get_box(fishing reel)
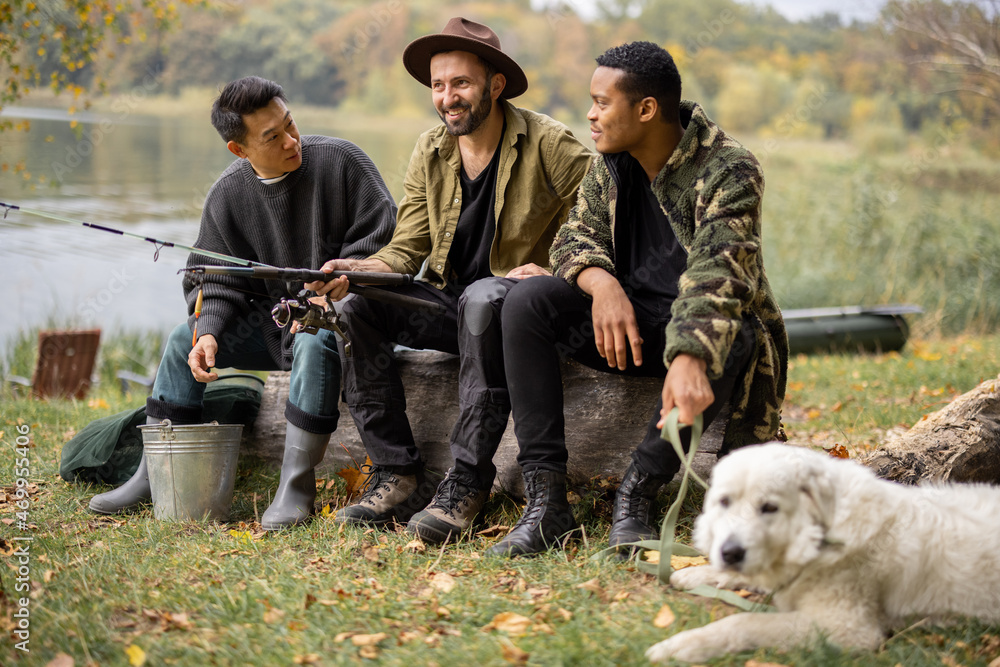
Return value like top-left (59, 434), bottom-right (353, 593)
top-left (271, 290), bottom-right (351, 355)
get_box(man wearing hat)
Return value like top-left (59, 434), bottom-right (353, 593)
top-left (311, 17), bottom-right (592, 544)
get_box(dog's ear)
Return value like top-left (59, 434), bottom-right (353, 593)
top-left (798, 461), bottom-right (837, 535)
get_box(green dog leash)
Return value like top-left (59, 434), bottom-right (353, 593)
top-left (593, 407), bottom-right (771, 612)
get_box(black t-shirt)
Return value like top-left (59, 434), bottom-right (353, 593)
top-left (614, 154), bottom-right (687, 322)
top-left (448, 125), bottom-right (505, 288)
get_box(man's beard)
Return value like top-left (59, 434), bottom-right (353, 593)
top-left (439, 84), bottom-right (493, 136)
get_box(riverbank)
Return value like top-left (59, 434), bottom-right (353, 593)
top-left (3, 331), bottom-right (1000, 665)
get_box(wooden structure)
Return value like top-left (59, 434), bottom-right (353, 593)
top-left (31, 329), bottom-right (102, 400)
top-left (243, 350), bottom-right (726, 496)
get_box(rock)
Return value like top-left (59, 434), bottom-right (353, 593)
top-left (861, 374), bottom-right (1000, 484)
top-left (244, 349), bottom-right (725, 496)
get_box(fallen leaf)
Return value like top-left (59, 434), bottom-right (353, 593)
top-left (429, 572), bottom-right (456, 593)
top-left (526, 586), bottom-right (551, 599)
top-left (263, 608), bottom-right (286, 624)
top-left (744, 661), bottom-right (791, 667)
top-left (476, 523), bottom-right (509, 538)
top-left (828, 444), bottom-right (850, 459)
top-left (643, 549), bottom-right (660, 564)
top-left (165, 611), bottom-right (193, 630)
top-left (806, 408), bottom-right (822, 420)
top-left (293, 654), bottom-right (321, 665)
top-left (613, 590), bottom-right (630, 601)
top-left (46, 653), bottom-right (74, 667)
top-left (351, 632), bottom-right (387, 647)
top-left (359, 645), bottom-right (379, 659)
top-left (337, 456), bottom-right (373, 499)
top-left (575, 578), bottom-right (607, 602)
top-left (125, 644), bottom-right (146, 666)
top-left (500, 638), bottom-right (529, 664)
top-left (653, 605), bottom-right (675, 628)
top-left (436, 606), bottom-right (451, 618)
top-left (670, 555), bottom-right (709, 570)
top-left (988, 657), bottom-right (1000, 667)
top-left (334, 632), bottom-right (354, 642)
top-left (484, 612), bottom-right (532, 634)
top-left (404, 539), bottom-right (426, 553)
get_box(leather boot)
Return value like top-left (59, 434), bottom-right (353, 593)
top-left (88, 416), bottom-right (160, 514)
top-left (407, 470), bottom-right (490, 544)
top-left (261, 423), bottom-right (331, 531)
top-left (334, 465), bottom-right (435, 527)
top-left (485, 469), bottom-right (578, 557)
top-left (607, 461), bottom-right (668, 550)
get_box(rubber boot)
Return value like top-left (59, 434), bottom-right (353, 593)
top-left (261, 423), bottom-right (331, 531)
top-left (485, 469), bottom-right (578, 557)
top-left (607, 460), bottom-right (668, 551)
top-left (88, 416), bottom-right (159, 514)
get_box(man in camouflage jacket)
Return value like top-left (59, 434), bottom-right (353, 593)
top-left (488, 41), bottom-right (787, 557)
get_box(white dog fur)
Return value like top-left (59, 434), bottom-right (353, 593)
top-left (647, 443), bottom-right (1000, 663)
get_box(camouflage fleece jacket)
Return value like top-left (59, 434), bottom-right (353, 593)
top-left (550, 101), bottom-right (787, 450)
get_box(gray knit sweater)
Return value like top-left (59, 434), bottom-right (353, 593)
top-left (182, 135), bottom-right (397, 370)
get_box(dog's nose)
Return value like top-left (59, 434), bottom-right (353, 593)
top-left (720, 537), bottom-right (746, 566)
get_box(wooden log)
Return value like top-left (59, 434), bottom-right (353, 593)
top-left (243, 349), bottom-right (725, 497)
top-left (861, 374), bottom-right (1000, 484)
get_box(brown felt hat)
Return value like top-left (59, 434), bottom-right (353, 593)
top-left (402, 17), bottom-right (528, 98)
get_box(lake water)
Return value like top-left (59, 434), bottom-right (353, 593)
top-left (0, 105), bottom-right (426, 353)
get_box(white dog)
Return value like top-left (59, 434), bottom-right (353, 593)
top-left (647, 443), bottom-right (1000, 663)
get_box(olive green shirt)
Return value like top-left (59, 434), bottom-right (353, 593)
top-left (371, 100), bottom-right (593, 288)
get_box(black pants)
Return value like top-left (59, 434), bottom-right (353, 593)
top-left (340, 277), bottom-right (517, 487)
top-left (501, 275), bottom-right (755, 480)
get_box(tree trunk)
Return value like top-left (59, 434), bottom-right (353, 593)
top-left (244, 350), bottom-right (725, 497)
top-left (861, 374), bottom-right (1000, 484)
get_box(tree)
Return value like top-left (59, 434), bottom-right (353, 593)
top-left (0, 0), bottom-right (199, 171)
top-left (883, 0), bottom-right (1000, 116)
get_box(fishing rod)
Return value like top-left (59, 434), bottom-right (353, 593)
top-left (0, 200), bottom-right (267, 267)
top-left (1, 201), bottom-right (445, 352)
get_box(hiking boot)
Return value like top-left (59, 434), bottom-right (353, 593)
top-left (407, 472), bottom-right (489, 544)
top-left (334, 465), bottom-right (434, 527)
top-left (485, 469), bottom-right (578, 557)
top-left (607, 461), bottom-right (668, 551)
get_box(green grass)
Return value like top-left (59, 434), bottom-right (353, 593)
top-left (3, 333), bottom-right (1000, 665)
top-left (752, 135), bottom-right (1000, 336)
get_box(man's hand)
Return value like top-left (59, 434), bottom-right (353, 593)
top-left (306, 257), bottom-right (393, 300)
top-left (578, 267), bottom-right (642, 370)
top-left (189, 333), bottom-right (219, 383)
top-left (505, 263), bottom-right (551, 279)
top-left (658, 354), bottom-right (713, 428)
top-left (289, 295), bottom-right (329, 334)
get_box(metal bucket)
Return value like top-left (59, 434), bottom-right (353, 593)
top-left (141, 420), bottom-right (242, 521)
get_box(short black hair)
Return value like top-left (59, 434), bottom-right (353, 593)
top-left (210, 76), bottom-right (287, 144)
top-left (596, 41), bottom-right (682, 121)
